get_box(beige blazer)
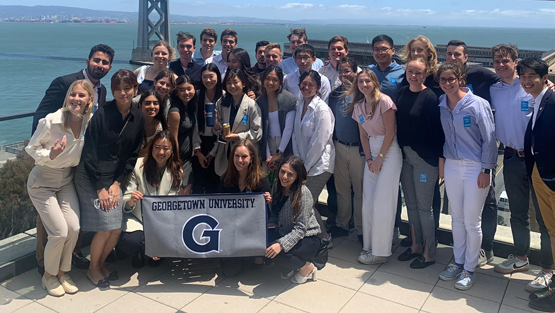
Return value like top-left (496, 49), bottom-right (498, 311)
top-left (122, 157), bottom-right (180, 232)
top-left (214, 94), bottom-right (262, 176)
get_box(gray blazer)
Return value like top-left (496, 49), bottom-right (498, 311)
top-left (214, 94), bottom-right (262, 176)
top-left (272, 185), bottom-right (321, 252)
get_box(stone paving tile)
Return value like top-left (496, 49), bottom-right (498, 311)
top-left (317, 256), bottom-right (377, 291)
top-left (181, 286), bottom-right (270, 313)
top-left (435, 271), bottom-right (508, 303)
top-left (217, 264), bottom-right (291, 299)
top-left (422, 286), bottom-right (501, 313)
top-left (96, 292), bottom-right (177, 313)
top-left (378, 253), bottom-right (445, 286)
top-left (501, 281), bottom-right (545, 313)
top-left (510, 266), bottom-right (543, 286)
top-left (339, 292), bottom-right (419, 313)
top-left (0, 286), bottom-right (34, 312)
top-left (36, 276), bottom-right (129, 313)
top-left (475, 257), bottom-right (512, 280)
top-left (273, 279), bottom-right (356, 313)
top-left (498, 304), bottom-right (544, 313)
top-left (328, 238), bottom-right (365, 265)
top-left (2, 269), bottom-right (49, 300)
top-left (259, 301), bottom-right (308, 313)
top-left (134, 267), bottom-right (218, 310)
top-left (11, 302), bottom-right (56, 313)
top-left (359, 270), bottom-right (434, 310)
top-left (99, 258), bottom-right (172, 291)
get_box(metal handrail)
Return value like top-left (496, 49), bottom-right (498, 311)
top-left (0, 112), bottom-right (34, 122)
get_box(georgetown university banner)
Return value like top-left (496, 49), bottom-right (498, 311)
top-left (141, 193), bottom-right (267, 258)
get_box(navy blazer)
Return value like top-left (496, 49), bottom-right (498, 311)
top-left (168, 59), bottom-right (202, 88)
top-left (32, 71), bottom-right (107, 133)
top-left (525, 88), bottom-right (555, 191)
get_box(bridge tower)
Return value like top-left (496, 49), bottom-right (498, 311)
top-left (130, 0), bottom-right (171, 64)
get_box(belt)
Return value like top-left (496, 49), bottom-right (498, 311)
top-left (505, 146), bottom-right (525, 158)
top-left (336, 139), bottom-right (359, 147)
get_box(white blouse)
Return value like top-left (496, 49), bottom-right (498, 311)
top-left (26, 109), bottom-right (90, 168)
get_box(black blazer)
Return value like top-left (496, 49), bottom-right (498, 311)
top-left (32, 71), bottom-right (107, 133)
top-left (525, 88), bottom-right (555, 191)
top-left (169, 59), bottom-right (202, 88)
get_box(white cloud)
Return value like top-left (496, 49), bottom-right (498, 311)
top-left (339, 4), bottom-right (366, 9)
top-left (279, 3), bottom-right (314, 9)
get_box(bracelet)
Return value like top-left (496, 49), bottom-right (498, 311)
top-left (366, 158), bottom-right (372, 162)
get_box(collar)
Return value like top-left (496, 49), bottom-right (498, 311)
top-left (180, 58), bottom-right (194, 68)
top-left (439, 87), bottom-right (473, 112)
top-left (50, 109), bottom-right (64, 124)
top-left (535, 87), bottom-right (548, 105)
top-left (82, 69), bottom-right (102, 89)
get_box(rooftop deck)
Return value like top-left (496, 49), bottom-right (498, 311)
top-left (0, 232), bottom-right (546, 313)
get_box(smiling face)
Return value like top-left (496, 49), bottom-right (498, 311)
top-left (295, 51), bottom-right (315, 74)
top-left (264, 71), bottom-right (281, 93)
top-left (177, 38), bottom-right (195, 62)
top-left (410, 40), bottom-right (429, 60)
top-left (201, 34), bottom-right (216, 52)
top-left (221, 35), bottom-right (237, 56)
top-left (279, 162), bottom-right (297, 190)
top-left (446, 45), bottom-right (468, 64)
top-left (406, 61), bottom-right (427, 88)
top-left (519, 67), bottom-right (548, 97)
top-left (68, 84), bottom-right (91, 115)
top-left (154, 77), bottom-right (172, 97)
top-left (300, 75), bottom-right (318, 99)
top-left (140, 95), bottom-right (160, 119)
top-left (151, 45), bottom-right (170, 66)
top-left (177, 82), bottom-right (195, 104)
top-left (373, 41), bottom-right (395, 68)
top-left (265, 48), bottom-right (283, 67)
top-left (112, 83), bottom-right (136, 106)
top-left (152, 138), bottom-right (172, 166)
top-left (226, 76), bottom-right (245, 97)
top-left (329, 41), bottom-right (348, 67)
top-left (438, 69), bottom-right (462, 96)
top-left (493, 53), bottom-right (517, 82)
top-left (86, 51), bottom-right (112, 81)
top-left (289, 34), bottom-right (305, 53)
top-left (227, 53), bottom-right (242, 70)
top-left (233, 145), bottom-right (251, 173)
top-left (357, 73), bottom-right (375, 96)
top-left (338, 62), bottom-right (356, 86)
top-left (202, 70), bottom-right (218, 90)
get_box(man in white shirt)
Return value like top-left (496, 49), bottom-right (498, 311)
top-left (205, 28), bottom-right (238, 76)
top-left (283, 44), bottom-right (331, 103)
top-left (318, 36), bottom-right (360, 92)
top-left (264, 43), bottom-right (283, 68)
top-left (192, 28), bottom-right (221, 66)
top-left (280, 28), bottom-right (323, 75)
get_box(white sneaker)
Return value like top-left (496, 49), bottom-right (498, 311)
top-left (358, 251), bottom-right (388, 265)
top-left (477, 249), bottom-right (494, 267)
top-left (526, 271), bottom-right (553, 293)
top-left (494, 255), bottom-right (530, 274)
top-left (455, 270), bottom-right (476, 291)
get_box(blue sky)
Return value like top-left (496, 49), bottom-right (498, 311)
top-left (3, 0), bottom-right (555, 27)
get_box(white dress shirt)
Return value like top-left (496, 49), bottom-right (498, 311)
top-left (532, 87), bottom-right (548, 130)
top-left (318, 62), bottom-right (362, 92)
top-left (280, 57), bottom-right (324, 75)
top-left (26, 109), bottom-right (90, 168)
top-left (292, 95), bottom-right (335, 176)
top-left (283, 70), bottom-right (332, 104)
top-left (205, 54), bottom-right (227, 78)
top-left (82, 69), bottom-right (101, 112)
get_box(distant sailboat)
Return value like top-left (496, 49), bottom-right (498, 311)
top-left (366, 36), bottom-right (369, 43)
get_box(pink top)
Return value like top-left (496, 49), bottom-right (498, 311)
top-left (351, 94), bottom-right (397, 137)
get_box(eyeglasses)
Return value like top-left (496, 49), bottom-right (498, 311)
top-left (338, 70), bottom-right (353, 75)
top-left (295, 56), bottom-right (312, 62)
top-left (439, 77), bottom-right (458, 84)
top-left (373, 47), bottom-right (392, 54)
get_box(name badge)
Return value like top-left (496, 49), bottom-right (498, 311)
top-left (466, 84), bottom-right (474, 92)
top-left (521, 101), bottom-right (529, 112)
top-left (390, 78), bottom-right (397, 86)
top-left (463, 116), bottom-right (472, 128)
top-left (241, 114), bottom-right (249, 124)
top-left (420, 173), bottom-right (428, 183)
top-left (358, 114), bottom-right (365, 124)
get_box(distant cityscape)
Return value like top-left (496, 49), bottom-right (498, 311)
top-left (0, 15), bottom-right (132, 23)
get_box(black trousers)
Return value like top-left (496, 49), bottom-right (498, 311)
top-left (268, 229), bottom-right (320, 274)
top-left (192, 135), bottom-right (220, 194)
top-left (481, 172), bottom-right (498, 252)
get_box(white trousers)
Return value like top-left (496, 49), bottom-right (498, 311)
top-left (362, 136), bottom-right (402, 256)
top-left (444, 159), bottom-right (490, 272)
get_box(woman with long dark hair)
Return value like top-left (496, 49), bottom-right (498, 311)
top-left (168, 75), bottom-right (202, 195)
top-left (123, 130), bottom-right (183, 267)
top-left (267, 156), bottom-right (321, 284)
top-left (213, 68), bottom-right (262, 176)
top-left (256, 65), bottom-right (297, 170)
top-left (75, 69), bottom-right (146, 288)
top-left (193, 63), bottom-right (223, 194)
top-left (138, 90), bottom-right (167, 157)
top-left (227, 48), bottom-right (262, 98)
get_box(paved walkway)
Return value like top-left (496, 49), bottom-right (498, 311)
top-left (0, 233), bottom-right (547, 313)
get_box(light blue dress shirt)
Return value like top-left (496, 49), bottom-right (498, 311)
top-left (489, 77), bottom-right (533, 151)
top-left (192, 49), bottom-right (220, 66)
top-left (368, 60), bottom-right (405, 103)
top-left (439, 88), bottom-right (497, 169)
top-left (280, 57), bottom-right (324, 75)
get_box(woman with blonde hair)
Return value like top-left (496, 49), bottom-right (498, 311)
top-left (400, 36), bottom-right (443, 96)
top-left (26, 79), bottom-right (95, 296)
top-left (134, 41), bottom-right (176, 93)
top-left (345, 69), bottom-right (402, 265)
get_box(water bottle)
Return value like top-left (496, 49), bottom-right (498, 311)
top-left (206, 103), bottom-right (215, 127)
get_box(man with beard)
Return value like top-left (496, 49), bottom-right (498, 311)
top-left (31, 44), bottom-right (114, 275)
top-left (32, 44), bottom-right (114, 133)
top-left (252, 40), bottom-right (269, 75)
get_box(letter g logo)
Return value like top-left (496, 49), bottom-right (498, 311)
top-left (182, 214), bottom-right (221, 254)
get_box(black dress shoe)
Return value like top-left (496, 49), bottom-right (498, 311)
top-left (410, 256), bottom-right (436, 269)
top-left (132, 250), bottom-right (145, 269)
top-left (398, 248), bottom-right (421, 262)
top-left (400, 237), bottom-right (412, 247)
top-left (37, 266), bottom-right (45, 276)
top-left (106, 271), bottom-right (119, 281)
top-left (72, 252), bottom-right (90, 269)
top-left (328, 226), bottom-right (349, 238)
top-left (530, 290), bottom-right (555, 312)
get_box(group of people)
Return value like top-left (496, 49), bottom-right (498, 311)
top-left (25, 27), bottom-right (555, 312)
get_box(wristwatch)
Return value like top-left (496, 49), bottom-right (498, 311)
top-left (378, 152), bottom-right (385, 158)
top-left (481, 168), bottom-right (491, 174)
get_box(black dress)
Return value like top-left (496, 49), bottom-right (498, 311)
top-left (169, 102), bottom-right (197, 187)
top-left (75, 101), bottom-right (145, 232)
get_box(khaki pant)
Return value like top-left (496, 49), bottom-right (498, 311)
top-left (36, 215), bottom-right (83, 268)
top-left (333, 141), bottom-right (364, 235)
top-left (28, 166), bottom-right (80, 275)
top-left (532, 165), bottom-right (555, 263)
